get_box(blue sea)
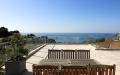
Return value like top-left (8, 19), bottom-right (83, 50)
top-left (33, 33), bottom-right (116, 43)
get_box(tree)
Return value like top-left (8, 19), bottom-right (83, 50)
top-left (41, 36), bottom-right (48, 43)
top-left (9, 30), bottom-right (19, 35)
top-left (48, 39), bottom-right (56, 43)
top-left (26, 34), bottom-right (35, 38)
top-left (0, 27), bottom-right (9, 37)
top-left (26, 34), bottom-right (36, 43)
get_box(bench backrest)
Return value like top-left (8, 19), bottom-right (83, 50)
top-left (48, 49), bottom-right (90, 59)
top-left (33, 64), bottom-right (116, 75)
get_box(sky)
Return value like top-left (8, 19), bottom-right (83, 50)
top-left (0, 0), bottom-right (120, 33)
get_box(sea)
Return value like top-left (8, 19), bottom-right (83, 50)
top-left (32, 33), bottom-right (116, 43)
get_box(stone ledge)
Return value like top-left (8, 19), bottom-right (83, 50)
top-left (26, 44), bottom-right (46, 60)
top-left (96, 48), bottom-right (120, 50)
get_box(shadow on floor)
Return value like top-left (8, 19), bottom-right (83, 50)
top-left (0, 68), bottom-right (5, 75)
top-left (22, 70), bottom-right (32, 75)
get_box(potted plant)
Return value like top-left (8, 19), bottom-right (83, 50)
top-left (5, 33), bottom-right (28, 75)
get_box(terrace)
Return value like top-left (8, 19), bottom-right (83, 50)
top-left (22, 44), bottom-right (120, 75)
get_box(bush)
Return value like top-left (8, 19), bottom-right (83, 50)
top-left (0, 45), bottom-right (5, 54)
top-left (6, 33), bottom-right (28, 61)
top-left (96, 38), bottom-right (105, 42)
top-left (48, 39), bottom-right (56, 43)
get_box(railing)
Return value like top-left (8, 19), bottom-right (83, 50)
top-left (48, 49), bottom-right (90, 59)
top-left (33, 64), bottom-right (116, 75)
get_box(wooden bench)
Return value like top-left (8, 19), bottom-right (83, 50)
top-left (33, 64), bottom-right (116, 75)
top-left (88, 65), bottom-right (116, 75)
top-left (39, 59), bottom-right (98, 66)
top-left (33, 65), bottom-right (58, 75)
top-left (48, 49), bottom-right (90, 59)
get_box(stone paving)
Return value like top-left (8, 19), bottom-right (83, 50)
top-left (23, 44), bottom-right (54, 75)
top-left (23, 44), bottom-right (120, 75)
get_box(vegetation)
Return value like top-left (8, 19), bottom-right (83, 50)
top-left (0, 45), bottom-right (6, 54)
top-left (0, 25), bottom-right (57, 75)
top-left (0, 33), bottom-right (28, 62)
top-left (41, 36), bottom-right (48, 43)
top-left (7, 33), bottom-right (28, 61)
top-left (0, 27), bottom-right (19, 38)
top-left (26, 34), bottom-right (35, 38)
top-left (0, 26), bottom-right (56, 68)
top-left (0, 27), bottom-right (9, 37)
top-left (48, 39), bottom-right (56, 43)
top-left (95, 38), bottom-right (105, 42)
top-left (0, 45), bottom-right (6, 67)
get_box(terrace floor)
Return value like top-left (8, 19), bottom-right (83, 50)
top-left (23, 44), bottom-right (120, 75)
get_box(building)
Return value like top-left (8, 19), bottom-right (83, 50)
top-left (116, 32), bottom-right (120, 40)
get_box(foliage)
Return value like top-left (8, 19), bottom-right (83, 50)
top-left (9, 33), bottom-right (26, 46)
top-left (0, 44), bottom-right (5, 54)
top-left (48, 39), bottom-right (56, 43)
top-left (9, 30), bottom-right (19, 35)
top-left (26, 34), bottom-right (36, 43)
top-left (0, 45), bottom-right (6, 69)
top-left (6, 33), bottom-right (28, 61)
top-left (0, 27), bottom-right (20, 38)
top-left (26, 34), bottom-right (56, 44)
top-left (95, 38), bottom-right (105, 42)
top-left (0, 27), bottom-right (9, 37)
top-left (0, 27), bottom-right (29, 62)
top-left (1, 37), bottom-right (10, 42)
top-left (41, 36), bottom-right (48, 43)
top-left (26, 34), bottom-right (35, 38)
